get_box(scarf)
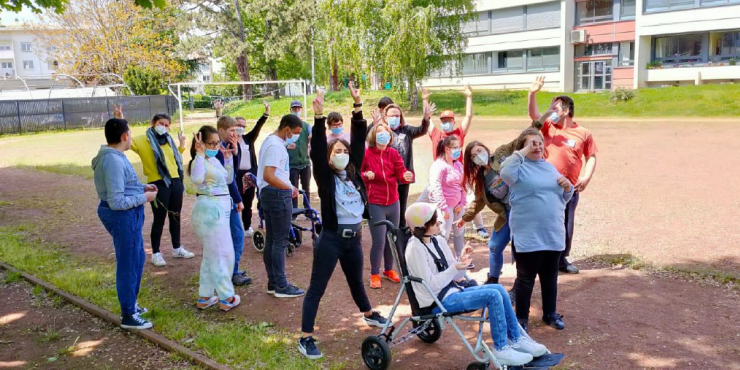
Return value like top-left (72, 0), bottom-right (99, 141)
top-left (146, 127), bottom-right (183, 188)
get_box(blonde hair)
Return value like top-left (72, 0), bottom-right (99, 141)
top-left (216, 116), bottom-right (237, 130)
top-left (366, 123), bottom-right (394, 148)
top-left (382, 104), bottom-right (406, 127)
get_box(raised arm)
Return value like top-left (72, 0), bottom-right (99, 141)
top-left (528, 76), bottom-right (545, 121)
top-left (460, 85), bottom-right (473, 135)
top-left (348, 82), bottom-right (367, 168)
top-left (407, 100), bottom-right (435, 139)
top-left (245, 100), bottom-right (270, 142)
top-left (310, 93), bottom-right (329, 188)
top-left (500, 146), bottom-right (529, 186)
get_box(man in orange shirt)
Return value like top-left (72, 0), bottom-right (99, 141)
top-left (527, 76), bottom-right (598, 274)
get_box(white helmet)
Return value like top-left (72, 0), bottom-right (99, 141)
top-left (405, 202), bottom-right (438, 230)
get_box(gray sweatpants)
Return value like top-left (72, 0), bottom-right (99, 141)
top-left (368, 202), bottom-right (401, 275)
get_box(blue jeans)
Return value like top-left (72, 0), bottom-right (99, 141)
top-left (230, 202), bottom-right (245, 275)
top-left (432, 284), bottom-right (521, 350)
top-left (260, 187), bottom-right (292, 288)
top-left (97, 201), bottom-right (145, 316)
top-left (488, 209), bottom-right (511, 279)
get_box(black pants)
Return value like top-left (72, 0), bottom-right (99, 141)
top-left (561, 191), bottom-right (580, 266)
top-left (290, 165), bottom-right (311, 209)
top-left (397, 183), bottom-right (410, 229)
top-left (301, 230), bottom-right (371, 333)
top-left (236, 170), bottom-right (257, 230)
top-left (514, 250), bottom-right (561, 320)
top-left (149, 178), bottom-right (184, 254)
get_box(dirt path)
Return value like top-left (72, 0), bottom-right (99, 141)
top-left (0, 269), bottom-right (192, 370)
top-left (1, 165), bottom-right (739, 369)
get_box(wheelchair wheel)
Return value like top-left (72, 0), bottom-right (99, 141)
top-left (286, 242), bottom-right (296, 257)
top-left (361, 336), bottom-right (391, 370)
top-left (252, 228), bottom-right (265, 253)
top-left (414, 318), bottom-right (442, 344)
top-left (291, 225), bottom-right (302, 247)
top-left (466, 362), bottom-right (488, 370)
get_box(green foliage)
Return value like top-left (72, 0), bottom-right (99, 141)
top-left (123, 66), bottom-right (165, 95)
top-left (609, 88), bottom-right (636, 104)
top-left (647, 60), bottom-right (662, 69)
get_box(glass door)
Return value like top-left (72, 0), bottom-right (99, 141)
top-left (576, 60), bottom-right (612, 91)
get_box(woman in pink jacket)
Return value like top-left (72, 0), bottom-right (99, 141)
top-left (428, 135), bottom-right (469, 267)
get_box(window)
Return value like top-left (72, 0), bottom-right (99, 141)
top-left (621, 0), bottom-right (636, 19)
top-left (700, 0), bottom-right (740, 7)
top-left (429, 60), bottom-right (456, 77)
top-left (202, 74), bottom-right (211, 82)
top-left (0, 45), bottom-right (10, 51)
top-left (496, 50), bottom-right (525, 72)
top-left (526, 2), bottom-right (561, 31)
top-left (618, 42), bottom-right (635, 66)
top-left (527, 47), bottom-right (560, 71)
top-left (491, 7), bottom-right (525, 34)
top-left (48, 60), bottom-right (59, 69)
top-left (1, 62), bottom-right (12, 69)
top-left (462, 53), bottom-right (490, 75)
top-left (577, 0), bottom-right (614, 25)
top-left (713, 31), bottom-right (740, 59)
top-left (21, 42), bottom-right (32, 52)
top-left (645, 0), bottom-right (695, 12)
top-left (654, 34), bottom-right (703, 63)
top-left (463, 11), bottom-right (490, 36)
top-left (23, 60), bottom-right (34, 69)
top-left (576, 43), bottom-right (613, 56)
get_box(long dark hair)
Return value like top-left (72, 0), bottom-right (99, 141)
top-left (515, 127), bottom-right (544, 151)
top-left (188, 125), bottom-right (219, 175)
top-left (412, 211), bottom-right (439, 241)
top-left (435, 135), bottom-right (459, 160)
top-left (152, 113), bottom-right (171, 125)
top-left (462, 140), bottom-right (492, 195)
top-left (327, 137), bottom-right (356, 180)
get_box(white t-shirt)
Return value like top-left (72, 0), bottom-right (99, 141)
top-left (257, 134), bottom-right (292, 190)
top-left (238, 139), bottom-right (251, 171)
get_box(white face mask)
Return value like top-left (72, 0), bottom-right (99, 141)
top-left (473, 150), bottom-right (489, 166)
top-left (549, 112), bottom-right (561, 124)
top-left (332, 153), bottom-right (350, 170)
top-left (236, 127), bottom-right (245, 136)
top-left (154, 125), bottom-right (168, 135)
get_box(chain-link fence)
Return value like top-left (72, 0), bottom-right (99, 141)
top-left (0, 95), bottom-right (178, 135)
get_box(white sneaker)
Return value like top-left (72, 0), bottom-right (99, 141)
top-left (173, 247), bottom-right (195, 259)
top-left (151, 252), bottom-right (166, 267)
top-left (245, 227), bottom-right (254, 238)
top-left (514, 336), bottom-right (547, 357)
top-left (492, 345), bottom-right (533, 366)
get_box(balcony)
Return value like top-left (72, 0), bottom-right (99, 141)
top-left (645, 64), bottom-right (740, 84)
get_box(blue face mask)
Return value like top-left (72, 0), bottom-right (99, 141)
top-left (387, 117), bottom-right (400, 130)
top-left (376, 131), bottom-right (391, 146)
top-left (205, 148), bottom-right (219, 158)
top-left (451, 148), bottom-right (461, 160)
top-left (285, 132), bottom-right (299, 145)
top-left (331, 127), bottom-right (343, 135)
top-left (441, 121), bottom-right (454, 133)
top-left (549, 112), bottom-right (561, 124)
top-left (293, 111), bottom-right (302, 119)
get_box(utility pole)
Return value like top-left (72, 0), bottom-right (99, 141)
top-left (310, 29), bottom-right (315, 92)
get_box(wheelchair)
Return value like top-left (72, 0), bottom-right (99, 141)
top-left (361, 220), bottom-right (564, 370)
top-left (244, 173), bottom-right (322, 256)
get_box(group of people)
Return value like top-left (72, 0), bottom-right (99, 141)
top-left (92, 76), bottom-right (597, 366)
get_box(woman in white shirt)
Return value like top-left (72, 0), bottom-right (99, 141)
top-left (404, 202), bottom-right (547, 367)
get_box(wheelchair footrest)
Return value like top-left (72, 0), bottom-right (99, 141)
top-left (509, 353), bottom-right (565, 370)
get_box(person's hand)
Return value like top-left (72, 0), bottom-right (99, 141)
top-left (113, 104), bottom-right (123, 119)
top-left (443, 211), bottom-right (450, 220)
top-left (194, 132), bottom-right (205, 155)
top-left (574, 176), bottom-right (590, 192)
top-left (263, 100), bottom-right (270, 115)
top-left (312, 89), bottom-right (324, 115)
top-left (455, 255), bottom-right (472, 270)
top-left (403, 171), bottom-right (414, 182)
top-left (461, 242), bottom-right (473, 259)
top-left (228, 133), bottom-right (238, 153)
top-left (178, 131), bottom-right (186, 148)
top-left (349, 81), bottom-right (361, 103)
top-left (220, 143), bottom-right (233, 160)
top-left (519, 138), bottom-right (536, 156)
top-left (544, 100), bottom-right (559, 118)
top-left (557, 176), bottom-right (572, 192)
top-left (365, 171), bottom-right (375, 180)
top-left (423, 101), bottom-right (436, 121)
top-left (421, 87), bottom-right (432, 101)
top-left (454, 218), bottom-right (465, 228)
top-left (462, 84), bottom-right (472, 99)
top-left (145, 190), bottom-right (158, 203)
top-left (236, 202), bottom-right (244, 213)
top-left (529, 76), bottom-right (545, 94)
top-left (453, 205), bottom-right (462, 214)
top-left (287, 143), bottom-right (297, 150)
top-left (371, 109), bottom-right (380, 125)
top-left (144, 184), bottom-right (158, 192)
top-left (291, 187), bottom-right (299, 198)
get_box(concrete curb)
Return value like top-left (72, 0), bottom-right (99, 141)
top-left (0, 262), bottom-right (230, 370)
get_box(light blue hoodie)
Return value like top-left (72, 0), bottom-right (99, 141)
top-left (92, 145), bottom-right (146, 210)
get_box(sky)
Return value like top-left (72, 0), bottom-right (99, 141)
top-left (0, 9), bottom-right (42, 25)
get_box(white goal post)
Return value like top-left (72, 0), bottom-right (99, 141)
top-left (167, 79), bottom-right (309, 131)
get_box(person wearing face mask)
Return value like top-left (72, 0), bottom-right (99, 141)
top-left (325, 112), bottom-right (351, 143)
top-left (298, 84), bottom-right (388, 360)
top-left (123, 107), bottom-right (195, 268)
top-left (500, 128), bottom-right (574, 332)
top-left (428, 135), bottom-right (468, 266)
top-left (234, 100), bottom-right (270, 240)
top-left (528, 76), bottom-right (598, 274)
top-left (404, 203), bottom-right (547, 366)
top-left (188, 125), bottom-right (241, 312)
top-left (257, 112), bottom-right (305, 298)
top-left (361, 122), bottom-right (415, 289)
top-left (287, 100), bottom-right (313, 217)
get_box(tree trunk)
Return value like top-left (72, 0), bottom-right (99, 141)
top-left (268, 64), bottom-right (280, 100)
top-left (330, 57), bottom-right (339, 91)
top-left (235, 53), bottom-right (252, 100)
top-left (408, 78), bottom-right (419, 111)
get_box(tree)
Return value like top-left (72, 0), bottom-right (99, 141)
top-left (1, 0), bottom-right (166, 15)
top-left (123, 66), bottom-right (165, 95)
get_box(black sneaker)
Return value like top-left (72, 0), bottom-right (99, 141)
top-left (542, 312), bottom-right (565, 330)
top-left (232, 274), bottom-right (252, 286)
top-left (559, 258), bottom-right (580, 274)
top-left (237, 270), bottom-right (247, 277)
top-left (135, 303), bottom-right (148, 315)
top-left (121, 313), bottom-right (153, 330)
top-left (275, 284), bottom-right (305, 298)
top-left (363, 311), bottom-right (388, 328)
top-left (517, 318), bottom-right (529, 333)
top-left (267, 283), bottom-right (275, 295)
top-left (298, 336), bottom-right (322, 359)
top-left (484, 276), bottom-right (499, 285)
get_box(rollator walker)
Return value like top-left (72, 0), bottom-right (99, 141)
top-left (361, 220), bottom-right (564, 370)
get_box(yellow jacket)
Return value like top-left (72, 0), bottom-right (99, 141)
top-left (131, 134), bottom-right (185, 184)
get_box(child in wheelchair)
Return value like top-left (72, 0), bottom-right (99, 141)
top-left (404, 202), bottom-right (547, 367)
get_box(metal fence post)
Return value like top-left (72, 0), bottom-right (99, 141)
top-left (15, 100), bottom-right (21, 134)
top-left (61, 99), bottom-right (67, 130)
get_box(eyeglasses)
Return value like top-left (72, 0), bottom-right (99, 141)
top-left (204, 141), bottom-right (221, 148)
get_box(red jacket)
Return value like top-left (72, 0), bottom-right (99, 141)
top-left (361, 147), bottom-right (412, 206)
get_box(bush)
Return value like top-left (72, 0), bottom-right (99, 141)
top-left (610, 87), bottom-right (635, 104)
top-left (123, 66), bottom-right (164, 95)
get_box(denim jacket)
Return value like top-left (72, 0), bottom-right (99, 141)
top-left (92, 145), bottom-right (146, 210)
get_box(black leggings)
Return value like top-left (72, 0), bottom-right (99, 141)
top-left (236, 170), bottom-right (256, 230)
top-left (301, 230), bottom-right (372, 333)
top-left (514, 250), bottom-right (561, 320)
top-left (397, 183), bottom-right (410, 229)
top-left (149, 178), bottom-right (184, 253)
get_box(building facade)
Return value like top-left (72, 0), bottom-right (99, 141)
top-left (0, 25), bottom-right (58, 90)
top-left (424, 0), bottom-right (740, 92)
